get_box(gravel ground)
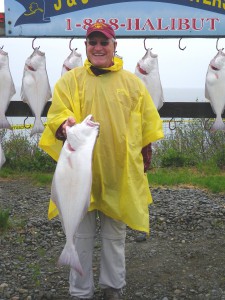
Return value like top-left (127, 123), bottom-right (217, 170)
top-left (1, 178), bottom-right (225, 300)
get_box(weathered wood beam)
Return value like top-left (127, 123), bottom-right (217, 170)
top-left (6, 101), bottom-right (51, 117)
top-left (158, 102), bottom-right (221, 118)
top-left (5, 101), bottom-right (224, 118)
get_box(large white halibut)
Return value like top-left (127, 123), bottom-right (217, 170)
top-left (205, 50), bottom-right (225, 131)
top-left (21, 48), bottom-right (52, 136)
top-left (0, 48), bottom-right (16, 129)
top-left (51, 115), bottom-right (100, 276)
top-left (135, 48), bottom-right (164, 110)
top-left (61, 48), bottom-right (83, 76)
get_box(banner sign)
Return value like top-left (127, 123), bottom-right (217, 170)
top-left (4, 0), bottom-right (225, 37)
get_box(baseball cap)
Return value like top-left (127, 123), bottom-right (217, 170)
top-left (86, 22), bottom-right (116, 39)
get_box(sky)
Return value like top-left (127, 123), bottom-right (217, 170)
top-left (0, 2), bottom-right (223, 102)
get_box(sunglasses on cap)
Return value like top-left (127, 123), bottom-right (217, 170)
top-left (86, 39), bottom-right (112, 47)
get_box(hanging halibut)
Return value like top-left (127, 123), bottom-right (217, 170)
top-left (135, 48), bottom-right (164, 110)
top-left (205, 50), bottom-right (225, 131)
top-left (51, 115), bottom-right (100, 275)
top-left (0, 48), bottom-right (16, 129)
top-left (61, 48), bottom-right (83, 76)
top-left (21, 48), bottom-right (52, 136)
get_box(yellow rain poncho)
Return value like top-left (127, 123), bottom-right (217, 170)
top-left (39, 57), bottom-right (164, 233)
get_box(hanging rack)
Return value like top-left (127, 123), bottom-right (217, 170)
top-left (143, 38), bottom-right (153, 51)
top-left (23, 116), bottom-right (31, 129)
top-left (69, 37), bottom-right (77, 51)
top-left (178, 38), bottom-right (186, 51)
top-left (216, 38), bottom-right (224, 51)
top-left (169, 118), bottom-right (176, 130)
top-left (32, 37), bottom-right (40, 50)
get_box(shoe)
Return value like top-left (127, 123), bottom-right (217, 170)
top-left (103, 288), bottom-right (123, 300)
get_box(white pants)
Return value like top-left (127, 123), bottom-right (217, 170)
top-left (69, 210), bottom-right (126, 298)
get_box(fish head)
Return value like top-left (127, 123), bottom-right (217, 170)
top-left (66, 115), bottom-right (100, 150)
top-left (136, 48), bottom-right (158, 74)
top-left (26, 48), bottom-right (46, 71)
top-left (209, 50), bottom-right (225, 73)
top-left (65, 49), bottom-right (83, 69)
top-left (0, 48), bottom-right (9, 68)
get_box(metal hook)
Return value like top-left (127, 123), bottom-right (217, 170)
top-left (23, 116), bottom-right (31, 129)
top-left (69, 38), bottom-right (77, 51)
top-left (216, 38), bottom-right (224, 51)
top-left (32, 38), bottom-right (40, 50)
top-left (178, 38), bottom-right (186, 51)
top-left (143, 38), bottom-right (153, 51)
top-left (0, 45), bottom-right (3, 49)
top-left (203, 118), bottom-right (212, 131)
top-left (169, 118), bottom-right (176, 130)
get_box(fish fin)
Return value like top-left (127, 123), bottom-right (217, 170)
top-left (58, 242), bottom-right (84, 276)
top-left (50, 174), bottom-right (61, 211)
top-left (205, 85), bottom-right (211, 101)
top-left (10, 82), bottom-right (16, 98)
top-left (46, 84), bottom-right (52, 100)
top-left (157, 96), bottom-right (164, 110)
top-left (30, 118), bottom-right (45, 136)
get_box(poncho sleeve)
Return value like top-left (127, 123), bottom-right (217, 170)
top-left (39, 72), bottom-right (81, 161)
top-left (140, 86), bottom-right (164, 147)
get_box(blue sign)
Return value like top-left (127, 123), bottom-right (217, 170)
top-left (5, 0), bottom-right (225, 37)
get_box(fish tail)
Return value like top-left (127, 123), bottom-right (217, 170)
top-left (210, 117), bottom-right (225, 132)
top-left (30, 118), bottom-right (45, 137)
top-left (58, 242), bottom-right (84, 276)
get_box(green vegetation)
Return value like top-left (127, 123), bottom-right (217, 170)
top-left (0, 131), bottom-right (55, 185)
top-left (28, 262), bottom-right (41, 286)
top-left (152, 118), bottom-right (225, 168)
top-left (0, 118), bottom-right (225, 194)
top-left (0, 209), bottom-right (10, 232)
top-left (148, 118), bottom-right (225, 193)
top-left (147, 168), bottom-right (225, 193)
top-left (1, 131), bottom-right (56, 173)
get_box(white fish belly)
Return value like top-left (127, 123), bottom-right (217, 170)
top-left (21, 70), bottom-right (51, 136)
top-left (135, 69), bottom-right (164, 110)
top-left (52, 146), bottom-right (93, 276)
top-left (142, 75), bottom-right (164, 110)
top-left (61, 50), bottom-right (83, 75)
top-left (54, 151), bottom-right (92, 234)
top-left (206, 71), bottom-right (225, 130)
top-left (206, 81), bottom-right (225, 114)
top-left (0, 71), bottom-right (15, 129)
